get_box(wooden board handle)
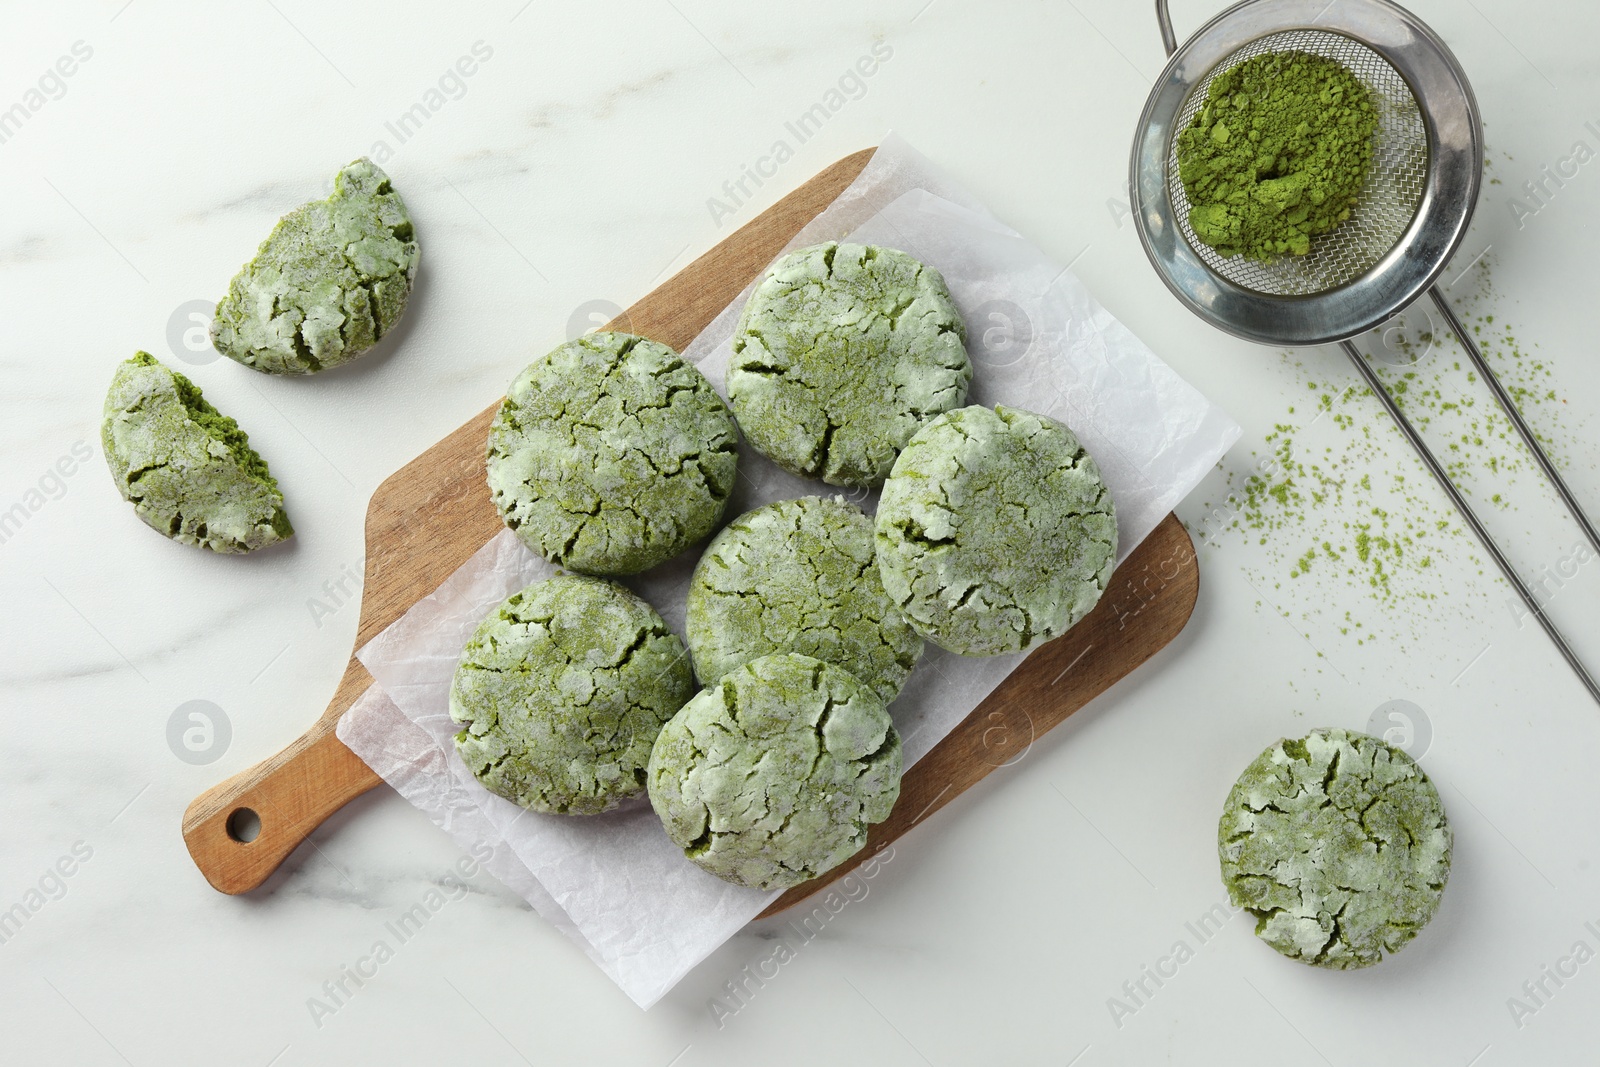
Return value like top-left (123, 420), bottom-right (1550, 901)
top-left (181, 660), bottom-right (382, 894)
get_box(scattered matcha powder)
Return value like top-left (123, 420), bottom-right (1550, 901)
top-left (1178, 50), bottom-right (1378, 259)
top-left (1190, 248), bottom-right (1589, 654)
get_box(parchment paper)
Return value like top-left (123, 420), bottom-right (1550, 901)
top-left (337, 133), bottom-right (1241, 1009)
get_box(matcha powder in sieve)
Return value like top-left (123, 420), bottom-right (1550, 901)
top-left (1177, 50), bottom-right (1379, 260)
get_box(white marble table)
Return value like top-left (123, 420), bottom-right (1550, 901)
top-left (4, 1), bottom-right (1598, 1064)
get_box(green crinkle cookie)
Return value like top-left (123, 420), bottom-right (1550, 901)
top-left (874, 405), bottom-right (1117, 657)
top-left (101, 352), bottom-right (292, 554)
top-left (486, 332), bottom-right (739, 577)
top-left (1219, 727), bottom-right (1452, 969)
top-left (647, 652), bottom-right (902, 890)
top-left (686, 496), bottom-right (923, 704)
top-left (211, 158), bottom-right (419, 374)
top-left (729, 242), bottom-right (971, 488)
top-left (450, 575), bottom-right (694, 816)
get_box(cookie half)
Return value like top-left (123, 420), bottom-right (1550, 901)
top-left (1219, 727), bottom-right (1451, 968)
top-left (487, 332), bottom-right (739, 576)
top-left (211, 158), bottom-right (419, 374)
top-left (647, 653), bottom-right (902, 890)
top-left (450, 575), bottom-right (694, 815)
top-left (101, 352), bottom-right (292, 553)
top-left (875, 405), bottom-right (1116, 656)
top-left (729, 242), bottom-right (970, 487)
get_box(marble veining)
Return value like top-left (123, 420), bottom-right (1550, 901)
top-left (4, 0), bottom-right (1600, 1063)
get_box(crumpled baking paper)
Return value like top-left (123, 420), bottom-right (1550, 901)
top-left (337, 133), bottom-right (1241, 1009)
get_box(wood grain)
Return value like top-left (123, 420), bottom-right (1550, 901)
top-left (182, 147), bottom-right (1201, 915)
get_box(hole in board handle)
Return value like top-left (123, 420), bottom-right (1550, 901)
top-left (226, 807), bottom-right (262, 843)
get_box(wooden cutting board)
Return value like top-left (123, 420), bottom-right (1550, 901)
top-left (182, 148), bottom-right (1201, 912)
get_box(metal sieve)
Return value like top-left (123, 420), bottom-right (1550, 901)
top-left (1165, 30), bottom-right (1428, 298)
top-left (1133, 0), bottom-right (1600, 703)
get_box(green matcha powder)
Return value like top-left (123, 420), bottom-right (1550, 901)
top-left (1178, 50), bottom-right (1379, 259)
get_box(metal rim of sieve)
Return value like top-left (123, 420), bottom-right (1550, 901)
top-left (1130, 0), bottom-right (1483, 347)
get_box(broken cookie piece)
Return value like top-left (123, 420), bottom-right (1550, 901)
top-left (211, 158), bottom-right (419, 374)
top-left (101, 352), bottom-right (292, 553)
top-left (1219, 727), bottom-right (1452, 968)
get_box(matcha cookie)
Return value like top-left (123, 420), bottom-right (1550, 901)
top-left (211, 158), bottom-right (419, 374)
top-left (450, 575), bottom-right (694, 816)
top-left (487, 332), bottom-right (739, 576)
top-left (875, 405), bottom-right (1116, 656)
top-left (686, 496), bottom-right (922, 704)
top-left (729, 242), bottom-right (970, 487)
top-left (1219, 728), bottom-right (1451, 969)
top-left (648, 653), bottom-right (902, 890)
top-left (101, 352), bottom-right (292, 553)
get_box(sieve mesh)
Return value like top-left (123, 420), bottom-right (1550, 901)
top-left (1167, 29), bottom-right (1429, 297)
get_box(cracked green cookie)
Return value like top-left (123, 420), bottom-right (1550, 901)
top-left (686, 496), bottom-right (922, 704)
top-left (1219, 728), bottom-right (1452, 969)
top-left (874, 405), bottom-right (1116, 656)
top-left (487, 332), bottom-right (739, 577)
top-left (450, 575), bottom-right (694, 816)
top-left (211, 158), bottom-right (419, 374)
top-left (647, 652), bottom-right (902, 890)
top-left (101, 352), bottom-right (292, 553)
top-left (729, 242), bottom-right (970, 487)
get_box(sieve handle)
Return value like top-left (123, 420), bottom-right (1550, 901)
top-left (1340, 340), bottom-right (1600, 707)
top-left (1430, 286), bottom-right (1600, 560)
top-left (1156, 0), bottom-right (1178, 56)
